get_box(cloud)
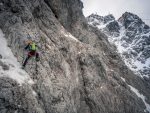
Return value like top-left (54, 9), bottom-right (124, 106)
top-left (81, 0), bottom-right (150, 25)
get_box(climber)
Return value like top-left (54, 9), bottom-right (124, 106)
top-left (22, 40), bottom-right (40, 69)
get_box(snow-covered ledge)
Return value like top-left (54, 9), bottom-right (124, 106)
top-left (0, 29), bottom-right (34, 85)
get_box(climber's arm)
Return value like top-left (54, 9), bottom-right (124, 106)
top-left (24, 44), bottom-right (29, 50)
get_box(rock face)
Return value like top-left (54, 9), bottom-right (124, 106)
top-left (0, 77), bottom-right (43, 113)
top-left (0, 1), bottom-right (150, 113)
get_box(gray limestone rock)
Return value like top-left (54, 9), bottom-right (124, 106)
top-left (0, 60), bottom-right (9, 70)
top-left (0, 54), bottom-right (2, 59)
top-left (0, 77), bottom-right (44, 113)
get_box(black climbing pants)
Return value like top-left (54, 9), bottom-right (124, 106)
top-left (22, 51), bottom-right (39, 67)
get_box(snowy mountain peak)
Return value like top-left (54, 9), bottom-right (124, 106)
top-left (119, 12), bottom-right (142, 24)
top-left (87, 12), bottom-right (150, 78)
top-left (104, 14), bottom-right (115, 23)
top-left (118, 12), bottom-right (150, 33)
top-left (87, 13), bottom-right (115, 29)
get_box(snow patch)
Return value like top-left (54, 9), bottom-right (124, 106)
top-left (121, 77), bottom-right (150, 112)
top-left (0, 29), bottom-right (34, 85)
top-left (121, 77), bottom-right (125, 82)
top-left (32, 90), bottom-right (37, 96)
top-left (129, 85), bottom-right (150, 112)
top-left (61, 29), bottom-right (79, 41)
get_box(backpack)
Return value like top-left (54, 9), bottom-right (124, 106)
top-left (29, 42), bottom-right (37, 51)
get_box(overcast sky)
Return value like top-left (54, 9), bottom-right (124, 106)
top-left (81, 0), bottom-right (150, 26)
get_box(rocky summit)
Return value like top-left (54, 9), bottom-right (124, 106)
top-left (0, 0), bottom-right (150, 113)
